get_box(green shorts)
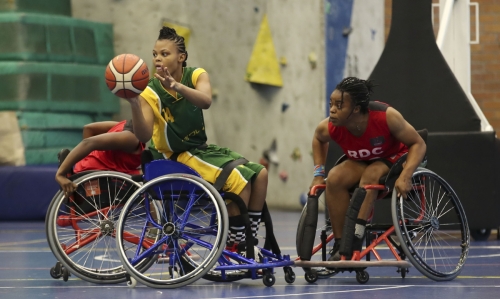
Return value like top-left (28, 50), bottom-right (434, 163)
top-left (151, 144), bottom-right (264, 194)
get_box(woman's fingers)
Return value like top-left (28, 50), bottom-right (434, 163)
top-left (154, 73), bottom-right (165, 81)
top-left (163, 67), bottom-right (171, 77)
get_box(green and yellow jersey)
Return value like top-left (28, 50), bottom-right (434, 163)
top-left (140, 67), bottom-right (207, 158)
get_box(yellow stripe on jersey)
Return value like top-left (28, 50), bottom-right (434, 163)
top-left (176, 151), bottom-right (248, 195)
top-left (140, 86), bottom-right (173, 157)
top-left (192, 68), bottom-right (206, 86)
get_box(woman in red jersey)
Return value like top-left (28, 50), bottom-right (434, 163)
top-left (310, 77), bottom-right (426, 261)
top-left (55, 120), bottom-right (144, 195)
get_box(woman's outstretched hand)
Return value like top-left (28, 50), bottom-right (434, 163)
top-left (154, 67), bottom-right (179, 90)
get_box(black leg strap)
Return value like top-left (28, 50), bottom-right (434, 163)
top-left (213, 158), bottom-right (249, 190)
top-left (262, 202), bottom-right (281, 255)
top-left (223, 192), bottom-right (254, 259)
top-left (339, 187), bottom-right (366, 256)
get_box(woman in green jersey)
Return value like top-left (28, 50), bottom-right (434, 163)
top-left (125, 26), bottom-right (267, 248)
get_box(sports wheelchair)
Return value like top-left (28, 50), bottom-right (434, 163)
top-left (46, 170), bottom-right (142, 283)
top-left (113, 157), bottom-right (295, 289)
top-left (295, 130), bottom-right (470, 283)
top-left (46, 151), bottom-right (294, 287)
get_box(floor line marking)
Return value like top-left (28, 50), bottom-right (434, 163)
top-left (0, 239), bottom-right (48, 247)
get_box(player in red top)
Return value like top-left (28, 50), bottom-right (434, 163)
top-left (310, 77), bottom-right (426, 260)
top-left (55, 120), bottom-right (144, 196)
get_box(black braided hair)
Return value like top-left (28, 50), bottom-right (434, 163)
top-left (335, 77), bottom-right (376, 114)
top-left (158, 26), bottom-right (188, 67)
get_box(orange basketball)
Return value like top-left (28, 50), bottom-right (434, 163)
top-left (105, 54), bottom-right (149, 98)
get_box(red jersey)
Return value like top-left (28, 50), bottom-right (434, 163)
top-left (328, 101), bottom-right (407, 161)
top-left (73, 120), bottom-right (144, 175)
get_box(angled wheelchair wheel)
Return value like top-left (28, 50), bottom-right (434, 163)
top-left (392, 168), bottom-right (470, 281)
top-left (296, 193), bottom-right (338, 279)
top-left (116, 174), bottom-right (228, 289)
top-left (45, 171), bottom-right (141, 284)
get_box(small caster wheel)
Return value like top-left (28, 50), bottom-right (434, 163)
top-left (304, 269), bottom-right (318, 283)
top-left (263, 272), bottom-right (276, 287)
top-left (356, 270), bottom-right (369, 284)
top-left (398, 267), bottom-right (409, 278)
top-left (284, 267), bottom-right (296, 283)
top-left (50, 262), bottom-right (62, 279)
top-left (50, 267), bottom-right (61, 279)
top-left (126, 274), bottom-right (137, 288)
top-left (62, 267), bottom-right (70, 282)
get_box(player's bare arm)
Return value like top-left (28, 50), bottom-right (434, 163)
top-left (310, 118), bottom-right (331, 188)
top-left (55, 131), bottom-right (140, 193)
top-left (82, 121), bottom-right (118, 138)
top-left (312, 118), bottom-right (331, 165)
top-left (125, 96), bottom-right (154, 143)
top-left (386, 107), bottom-right (426, 197)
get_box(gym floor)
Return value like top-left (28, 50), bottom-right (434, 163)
top-left (1, 209), bottom-right (499, 299)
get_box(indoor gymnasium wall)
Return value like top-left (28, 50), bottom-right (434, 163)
top-left (344, 0), bottom-right (385, 80)
top-left (0, 1), bottom-right (118, 166)
top-left (71, 0), bottom-right (384, 210)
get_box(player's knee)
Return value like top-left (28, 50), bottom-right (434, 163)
top-left (254, 167), bottom-right (268, 184)
top-left (259, 167), bottom-right (268, 179)
top-left (359, 173), bottom-right (383, 186)
top-left (239, 182), bottom-right (251, 203)
top-left (326, 168), bottom-right (350, 190)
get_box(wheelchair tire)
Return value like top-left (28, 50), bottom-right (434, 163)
top-left (296, 196), bottom-right (319, 261)
top-left (45, 171), bottom-right (143, 284)
top-left (116, 174), bottom-right (228, 289)
top-left (295, 194), bottom-right (336, 278)
top-left (392, 168), bottom-right (470, 281)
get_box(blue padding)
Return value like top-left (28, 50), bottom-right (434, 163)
top-left (144, 160), bottom-right (200, 181)
top-left (0, 165), bottom-right (59, 220)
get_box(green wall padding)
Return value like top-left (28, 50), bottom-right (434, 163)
top-left (25, 147), bottom-right (69, 165)
top-left (21, 130), bottom-right (81, 148)
top-left (0, 0), bottom-right (71, 16)
top-left (0, 61), bottom-right (120, 114)
top-left (93, 114), bottom-right (114, 122)
top-left (0, 13), bottom-right (114, 64)
top-left (17, 111), bottom-right (94, 130)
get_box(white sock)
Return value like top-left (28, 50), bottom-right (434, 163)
top-left (354, 223), bottom-right (365, 239)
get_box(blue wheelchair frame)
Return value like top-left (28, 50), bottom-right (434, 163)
top-left (119, 159), bottom-right (295, 288)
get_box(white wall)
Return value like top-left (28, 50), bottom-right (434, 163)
top-left (344, 0), bottom-right (385, 79)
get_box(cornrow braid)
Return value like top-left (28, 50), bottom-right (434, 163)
top-left (158, 26), bottom-right (188, 67)
top-left (336, 77), bottom-right (376, 114)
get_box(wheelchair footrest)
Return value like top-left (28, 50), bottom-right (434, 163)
top-left (294, 260), bottom-right (412, 269)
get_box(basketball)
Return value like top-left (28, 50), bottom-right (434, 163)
top-left (105, 53), bottom-right (149, 98)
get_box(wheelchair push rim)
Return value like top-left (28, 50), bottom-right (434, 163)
top-left (115, 174), bottom-right (228, 289)
top-left (392, 168), bottom-right (470, 281)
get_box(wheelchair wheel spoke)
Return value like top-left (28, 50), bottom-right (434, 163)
top-left (46, 172), bottom-right (141, 283)
top-left (392, 168), bottom-right (470, 281)
top-left (116, 174), bottom-right (227, 288)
